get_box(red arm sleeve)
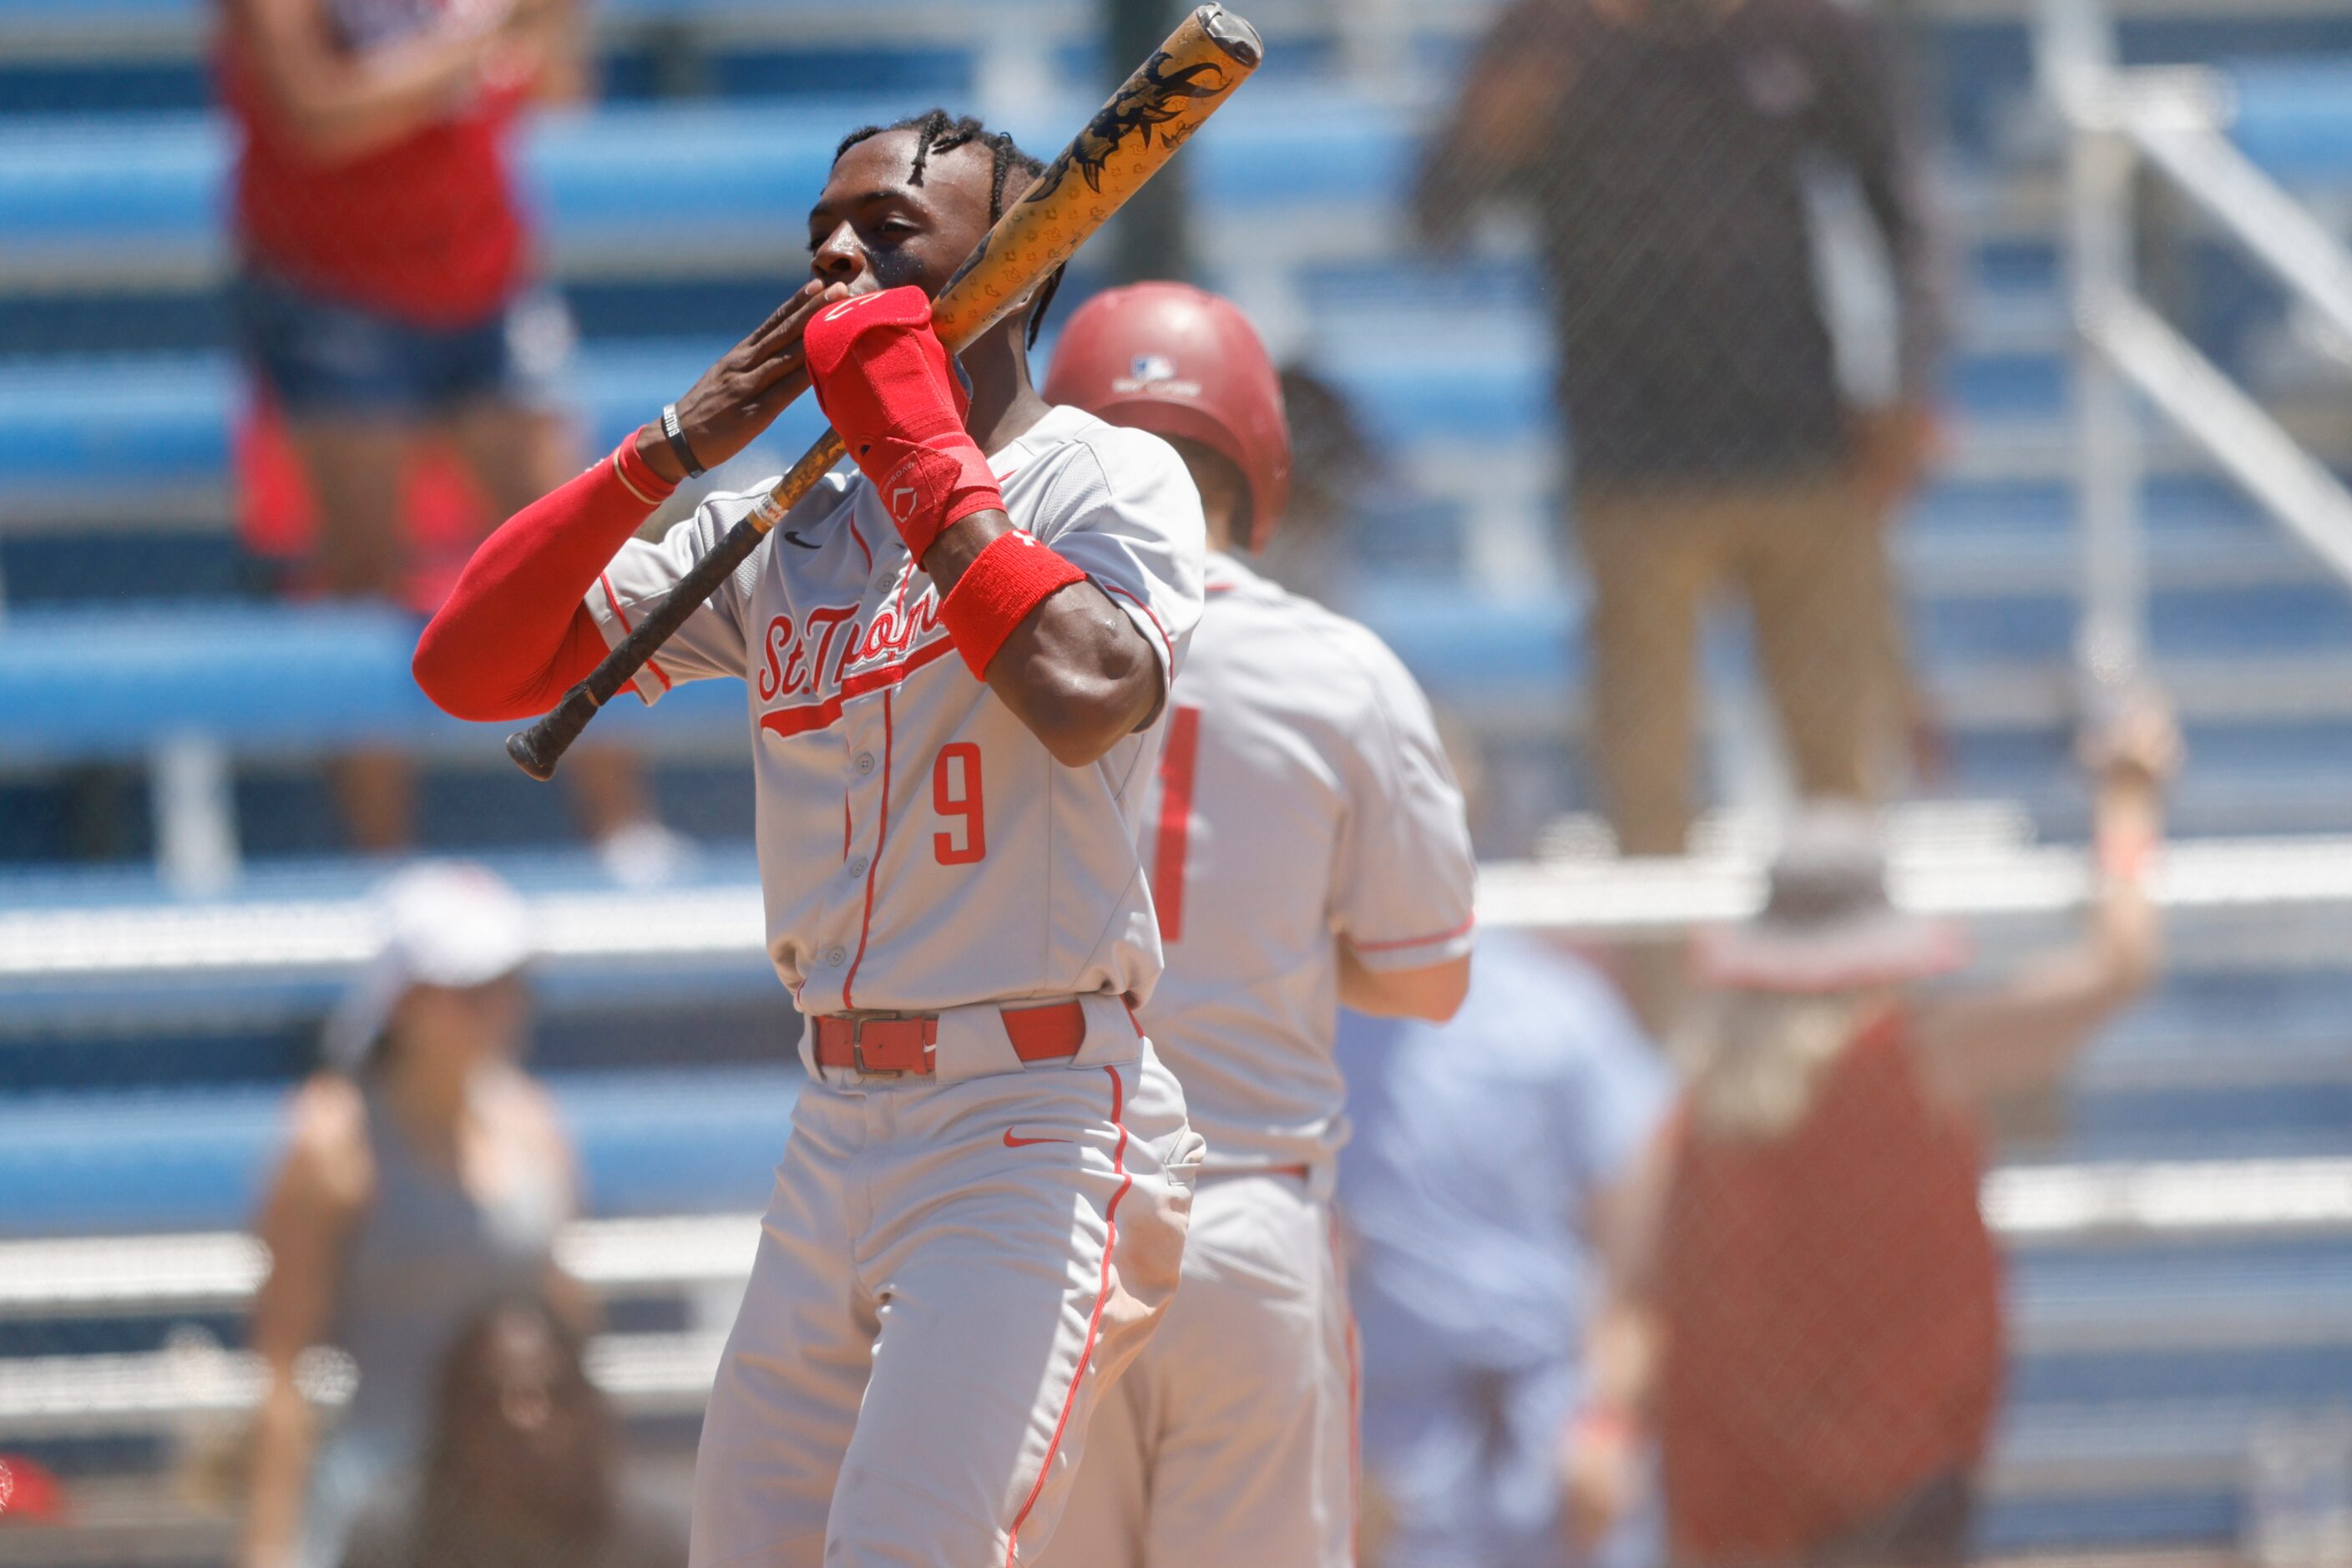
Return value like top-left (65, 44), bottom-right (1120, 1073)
top-left (412, 444), bottom-right (675, 722)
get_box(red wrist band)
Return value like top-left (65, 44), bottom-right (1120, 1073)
top-left (938, 531), bottom-right (1088, 678)
top-left (613, 427), bottom-right (680, 508)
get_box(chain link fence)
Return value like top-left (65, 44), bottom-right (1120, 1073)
top-left (4, 0), bottom-right (2352, 1563)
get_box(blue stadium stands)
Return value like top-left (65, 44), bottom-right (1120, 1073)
top-left (0, 1067), bottom-right (800, 1234)
top-left (5, 0), bottom-right (2352, 1558)
top-left (0, 604), bottom-right (747, 762)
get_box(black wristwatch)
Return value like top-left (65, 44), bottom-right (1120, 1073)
top-left (660, 402), bottom-right (707, 478)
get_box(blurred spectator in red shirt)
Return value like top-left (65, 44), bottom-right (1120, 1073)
top-left (220, 0), bottom-right (685, 878)
top-left (1627, 701), bottom-right (2176, 1565)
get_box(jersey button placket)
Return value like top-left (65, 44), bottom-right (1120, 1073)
top-left (827, 708), bottom-right (889, 1011)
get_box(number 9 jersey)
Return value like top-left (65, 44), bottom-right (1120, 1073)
top-left (584, 405), bottom-right (1207, 1021)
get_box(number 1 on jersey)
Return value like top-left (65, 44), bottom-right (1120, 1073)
top-left (932, 743), bottom-right (986, 866)
top-left (1151, 706), bottom-right (1203, 943)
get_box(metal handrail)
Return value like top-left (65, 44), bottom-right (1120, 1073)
top-left (0, 1156), bottom-right (2344, 1392)
top-left (2041, 0), bottom-right (2352, 658)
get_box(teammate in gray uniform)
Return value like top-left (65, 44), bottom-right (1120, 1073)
top-left (417, 113), bottom-right (1206, 1567)
top-left (1034, 283), bottom-right (1479, 1567)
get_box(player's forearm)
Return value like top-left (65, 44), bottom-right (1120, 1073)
top-left (985, 602), bottom-right (1162, 766)
top-left (919, 511), bottom-right (1162, 766)
top-left (413, 438), bottom-right (675, 721)
top-left (1338, 948), bottom-right (1471, 1022)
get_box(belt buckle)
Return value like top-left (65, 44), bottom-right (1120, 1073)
top-left (848, 1013), bottom-right (933, 1078)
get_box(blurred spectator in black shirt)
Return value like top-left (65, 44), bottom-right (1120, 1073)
top-left (1417, 0), bottom-right (1947, 867)
top-left (338, 1297), bottom-right (685, 1568)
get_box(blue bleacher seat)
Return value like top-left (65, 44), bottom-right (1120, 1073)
top-left (0, 334), bottom-right (2071, 511)
top-left (2226, 60), bottom-right (2352, 180)
top-left (0, 604), bottom-right (745, 763)
top-left (0, 339), bottom-right (829, 497)
top-left (0, 91), bottom-right (1417, 281)
top-left (3, 18), bottom-right (2352, 1558)
top-left (0, 1066), bottom-right (799, 1236)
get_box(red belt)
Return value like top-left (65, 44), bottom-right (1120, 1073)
top-left (809, 999), bottom-right (1087, 1077)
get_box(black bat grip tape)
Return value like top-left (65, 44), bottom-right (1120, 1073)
top-left (504, 513), bottom-right (769, 780)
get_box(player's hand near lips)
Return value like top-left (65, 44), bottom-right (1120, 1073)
top-left (792, 284), bottom-right (1164, 768)
top-left (802, 285), bottom-right (1001, 568)
top-left (636, 278), bottom-right (857, 485)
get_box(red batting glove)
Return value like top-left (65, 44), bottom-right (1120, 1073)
top-left (803, 286), bottom-right (1004, 564)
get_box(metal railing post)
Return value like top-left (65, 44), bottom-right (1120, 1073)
top-left (150, 734), bottom-right (240, 896)
top-left (2043, 0), bottom-right (2148, 707)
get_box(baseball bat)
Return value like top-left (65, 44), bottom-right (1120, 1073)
top-left (506, 5), bottom-right (1265, 780)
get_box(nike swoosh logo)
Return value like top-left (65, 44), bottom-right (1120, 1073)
top-left (1004, 1129), bottom-right (1073, 1149)
top-left (781, 530), bottom-right (821, 550)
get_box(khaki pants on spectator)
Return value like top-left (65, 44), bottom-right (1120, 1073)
top-left (1576, 472), bottom-right (1886, 857)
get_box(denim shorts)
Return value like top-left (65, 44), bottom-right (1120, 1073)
top-left (232, 267), bottom-right (576, 419)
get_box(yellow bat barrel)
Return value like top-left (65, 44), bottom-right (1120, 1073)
top-left (745, 4), bottom-right (1263, 534)
top-left (508, 7), bottom-right (1262, 776)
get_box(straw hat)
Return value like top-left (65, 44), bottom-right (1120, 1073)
top-left (1693, 803), bottom-right (1967, 994)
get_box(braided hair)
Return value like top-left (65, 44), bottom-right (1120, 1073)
top-left (833, 110), bottom-right (1065, 347)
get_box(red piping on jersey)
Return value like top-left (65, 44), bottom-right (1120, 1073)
top-left (1004, 1064), bottom-right (1132, 1566)
top-left (1151, 706), bottom-right (1202, 943)
top-left (846, 516), bottom-right (873, 573)
top-left (839, 689), bottom-right (893, 1009)
top-left (759, 635), bottom-right (955, 741)
top-left (597, 571), bottom-right (672, 692)
top-left (1353, 915), bottom-right (1477, 954)
top-left (1328, 1208), bottom-right (1362, 1556)
top-left (1098, 580), bottom-right (1175, 665)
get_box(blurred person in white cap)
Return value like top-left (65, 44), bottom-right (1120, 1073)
top-left (1627, 699), bottom-right (2177, 1567)
top-left (240, 862), bottom-right (583, 1568)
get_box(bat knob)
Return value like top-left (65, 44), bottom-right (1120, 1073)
top-left (506, 726), bottom-right (562, 781)
top-left (506, 687), bottom-right (602, 781)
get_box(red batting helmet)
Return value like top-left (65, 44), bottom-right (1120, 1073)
top-left (1043, 282), bottom-right (1292, 549)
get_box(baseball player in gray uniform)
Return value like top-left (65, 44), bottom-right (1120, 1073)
top-left (415, 113), bottom-right (1206, 1566)
top-left (1032, 283), bottom-right (1479, 1567)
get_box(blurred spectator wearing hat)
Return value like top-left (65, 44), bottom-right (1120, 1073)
top-left (338, 1296), bottom-right (684, 1568)
top-left (1415, 0), bottom-right (1947, 861)
top-left (219, 0), bottom-right (685, 877)
top-left (241, 864), bottom-right (584, 1568)
top-left (1627, 702), bottom-right (2176, 1566)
